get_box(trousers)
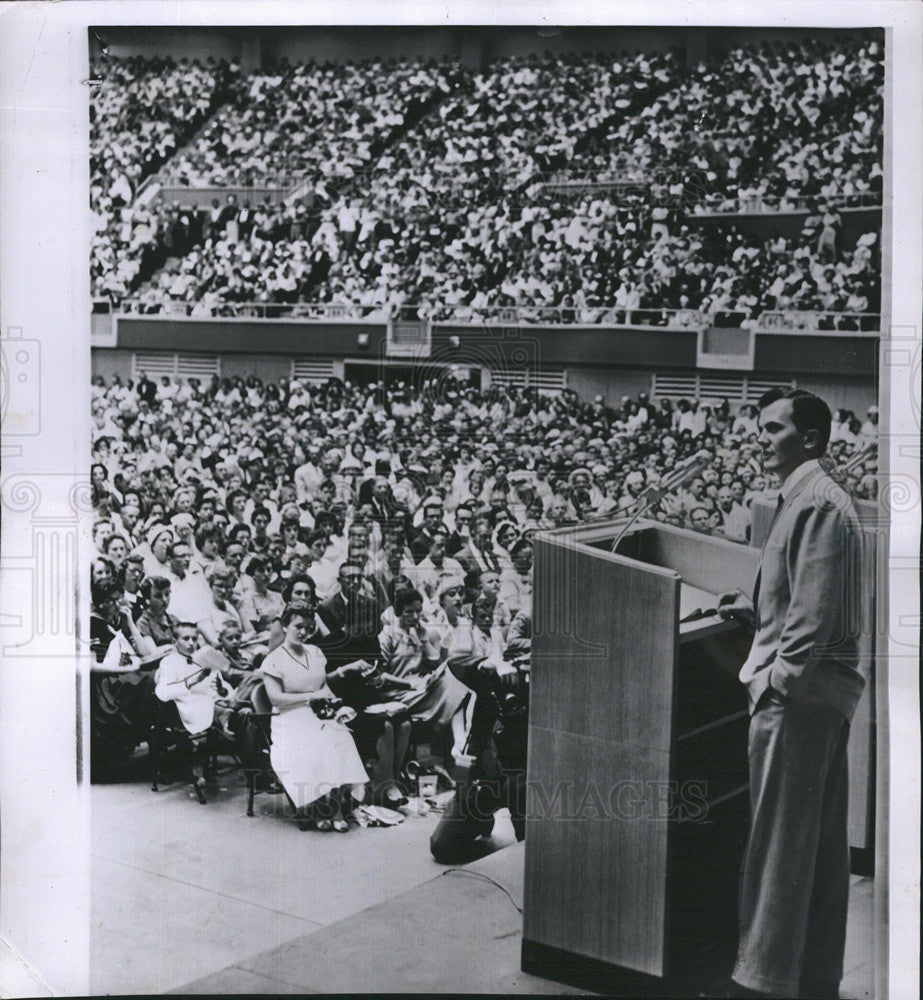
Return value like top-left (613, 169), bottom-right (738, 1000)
top-left (733, 691), bottom-right (851, 997)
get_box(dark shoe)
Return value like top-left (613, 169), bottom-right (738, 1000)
top-left (371, 782), bottom-right (408, 809)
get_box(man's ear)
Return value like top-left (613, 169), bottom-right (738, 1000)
top-left (803, 428), bottom-right (821, 453)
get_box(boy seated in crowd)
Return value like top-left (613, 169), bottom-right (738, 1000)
top-left (154, 622), bottom-right (236, 739)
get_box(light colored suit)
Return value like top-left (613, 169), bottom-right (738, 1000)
top-left (739, 461), bottom-right (864, 720)
top-left (733, 460), bottom-right (864, 997)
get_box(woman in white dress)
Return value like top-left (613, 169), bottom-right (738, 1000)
top-left (260, 605), bottom-right (368, 831)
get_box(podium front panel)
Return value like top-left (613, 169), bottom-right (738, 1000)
top-left (523, 522), bottom-right (753, 986)
top-left (524, 529), bottom-right (681, 977)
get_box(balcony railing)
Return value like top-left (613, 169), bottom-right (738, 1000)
top-left (758, 310), bottom-right (880, 332)
top-left (116, 299), bottom-right (387, 320)
top-left (690, 190), bottom-right (882, 215)
top-left (113, 297), bottom-right (880, 332)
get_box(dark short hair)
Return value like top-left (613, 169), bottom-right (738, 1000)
top-left (91, 581), bottom-right (122, 607)
top-left (281, 603), bottom-right (314, 627)
top-left (102, 533), bottom-right (129, 553)
top-left (283, 574), bottom-right (317, 603)
top-left (246, 556), bottom-right (270, 576)
top-left (140, 576), bottom-right (171, 601)
top-left (510, 537), bottom-right (532, 557)
top-left (195, 524), bottom-right (224, 550)
top-left (757, 388), bottom-right (832, 451)
top-left (228, 523), bottom-right (251, 543)
top-left (393, 587), bottom-right (424, 615)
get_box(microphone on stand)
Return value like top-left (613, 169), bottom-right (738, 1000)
top-left (610, 449), bottom-right (712, 553)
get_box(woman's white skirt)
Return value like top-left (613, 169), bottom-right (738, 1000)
top-left (269, 704), bottom-right (368, 810)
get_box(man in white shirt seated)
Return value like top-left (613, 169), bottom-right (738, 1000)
top-left (410, 531), bottom-right (465, 604)
top-left (717, 486), bottom-right (751, 543)
top-left (164, 541), bottom-right (212, 624)
top-left (154, 622), bottom-right (235, 740)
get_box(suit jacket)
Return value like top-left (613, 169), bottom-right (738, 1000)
top-left (454, 542), bottom-right (501, 575)
top-left (740, 464), bottom-right (864, 720)
top-left (318, 591), bottom-right (381, 639)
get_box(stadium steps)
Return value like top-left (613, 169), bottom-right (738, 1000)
top-left (291, 70), bottom-right (471, 301)
top-left (119, 71), bottom-right (245, 295)
top-left (135, 72), bottom-right (247, 205)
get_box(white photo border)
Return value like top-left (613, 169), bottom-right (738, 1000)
top-left (0, 2), bottom-right (919, 997)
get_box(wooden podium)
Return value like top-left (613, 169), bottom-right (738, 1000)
top-left (521, 520), bottom-right (760, 994)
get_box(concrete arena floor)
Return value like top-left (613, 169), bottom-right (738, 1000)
top-left (91, 767), bottom-right (875, 996)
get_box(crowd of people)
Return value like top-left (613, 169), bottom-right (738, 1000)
top-left (90, 55), bottom-right (239, 301)
top-left (91, 36), bottom-right (883, 319)
top-left (156, 57), bottom-right (461, 188)
top-left (121, 193), bottom-right (880, 327)
top-left (567, 35), bottom-right (883, 213)
top-left (88, 372), bottom-right (879, 823)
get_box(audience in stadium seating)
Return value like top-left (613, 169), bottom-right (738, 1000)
top-left (157, 57), bottom-right (461, 188)
top-left (89, 371), bottom-right (878, 807)
top-left (124, 208), bottom-right (880, 327)
top-left (91, 36), bottom-right (883, 322)
top-left (564, 35), bottom-right (883, 213)
top-left (90, 55), bottom-right (239, 300)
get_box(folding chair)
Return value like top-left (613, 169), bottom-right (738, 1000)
top-left (239, 680), bottom-right (286, 818)
top-left (149, 698), bottom-right (215, 804)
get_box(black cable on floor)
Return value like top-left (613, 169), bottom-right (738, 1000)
top-left (437, 867), bottom-right (524, 914)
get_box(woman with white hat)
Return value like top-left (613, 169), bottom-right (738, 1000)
top-left (139, 523), bottom-right (176, 579)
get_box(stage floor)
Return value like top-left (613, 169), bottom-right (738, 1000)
top-left (89, 770), bottom-right (875, 996)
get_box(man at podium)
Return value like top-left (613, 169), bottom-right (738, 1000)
top-left (716, 389), bottom-right (864, 999)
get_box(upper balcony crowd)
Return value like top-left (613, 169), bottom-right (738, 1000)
top-left (91, 35), bottom-right (883, 326)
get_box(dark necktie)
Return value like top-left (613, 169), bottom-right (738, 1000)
top-left (767, 492), bottom-right (785, 537)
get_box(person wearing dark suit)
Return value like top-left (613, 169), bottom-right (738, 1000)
top-left (445, 501), bottom-right (475, 557)
top-left (409, 500), bottom-right (447, 564)
top-left (317, 561), bottom-right (381, 645)
top-left (716, 389), bottom-right (864, 999)
top-left (454, 516), bottom-right (503, 575)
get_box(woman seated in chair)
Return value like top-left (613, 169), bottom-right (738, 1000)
top-left (259, 604), bottom-right (369, 831)
top-left (376, 586), bottom-right (470, 765)
top-left (135, 576), bottom-right (179, 648)
top-left (89, 581), bottom-right (161, 780)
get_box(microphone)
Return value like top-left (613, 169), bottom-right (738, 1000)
top-left (646, 449), bottom-right (712, 502)
top-left (610, 449), bottom-right (712, 552)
